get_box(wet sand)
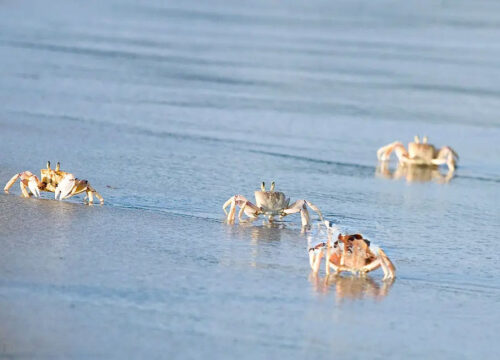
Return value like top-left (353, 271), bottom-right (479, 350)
top-left (1, 0), bottom-right (500, 358)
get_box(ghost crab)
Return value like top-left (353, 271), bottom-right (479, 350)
top-left (309, 221), bottom-right (395, 280)
top-left (377, 135), bottom-right (458, 171)
top-left (4, 161), bottom-right (103, 204)
top-left (223, 182), bottom-right (324, 227)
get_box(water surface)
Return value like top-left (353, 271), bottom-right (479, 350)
top-left (1, 0), bottom-right (499, 359)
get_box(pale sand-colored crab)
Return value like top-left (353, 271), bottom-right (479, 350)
top-left (377, 135), bottom-right (458, 171)
top-left (309, 221), bottom-right (395, 280)
top-left (4, 161), bottom-right (103, 204)
top-left (223, 182), bottom-right (324, 227)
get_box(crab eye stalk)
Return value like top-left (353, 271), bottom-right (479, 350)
top-left (270, 181), bottom-right (275, 191)
top-left (261, 182), bottom-right (265, 191)
top-left (47, 161), bottom-right (51, 169)
top-left (56, 162), bottom-right (60, 171)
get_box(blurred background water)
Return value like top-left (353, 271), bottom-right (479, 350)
top-left (0, 0), bottom-right (499, 358)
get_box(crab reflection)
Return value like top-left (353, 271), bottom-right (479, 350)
top-left (226, 215), bottom-right (314, 234)
top-left (225, 220), bottom-right (307, 268)
top-left (309, 273), bottom-right (395, 301)
top-left (376, 161), bottom-right (454, 183)
top-left (226, 219), bottom-right (293, 237)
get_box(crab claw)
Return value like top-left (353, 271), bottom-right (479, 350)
top-left (377, 141), bottom-right (407, 162)
top-left (27, 176), bottom-right (40, 198)
top-left (55, 174), bottom-right (75, 200)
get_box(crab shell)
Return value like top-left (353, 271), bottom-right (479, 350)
top-left (39, 167), bottom-right (71, 192)
top-left (407, 142), bottom-right (436, 164)
top-left (254, 190), bottom-right (290, 215)
top-left (330, 234), bottom-right (377, 270)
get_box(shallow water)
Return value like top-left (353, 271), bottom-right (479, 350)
top-left (1, 0), bottom-right (500, 359)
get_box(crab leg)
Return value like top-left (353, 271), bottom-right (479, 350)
top-left (223, 195), bottom-right (260, 223)
top-left (339, 240), bottom-right (346, 267)
top-left (238, 202), bottom-right (258, 221)
top-left (88, 186), bottom-right (104, 204)
top-left (27, 176), bottom-right (40, 198)
top-left (358, 248), bottom-right (395, 280)
top-left (223, 196), bottom-right (237, 223)
top-left (309, 247), bottom-right (324, 274)
top-left (19, 181), bottom-right (30, 198)
top-left (238, 202), bottom-right (247, 220)
top-left (52, 176), bottom-right (104, 204)
top-left (379, 258), bottom-right (391, 280)
top-left (60, 180), bottom-right (104, 204)
top-left (305, 201), bottom-right (324, 222)
top-left (4, 172), bottom-right (41, 198)
top-left (308, 248), bottom-right (317, 270)
top-left (432, 146), bottom-right (458, 171)
top-left (325, 248), bottom-right (348, 275)
top-left (312, 249), bottom-right (323, 274)
top-left (87, 190), bottom-right (94, 204)
top-left (377, 141), bottom-right (408, 162)
top-left (65, 183), bottom-right (81, 199)
top-left (301, 206), bottom-right (310, 227)
top-left (325, 242), bottom-right (331, 275)
top-left (63, 179), bottom-right (87, 199)
top-left (282, 200), bottom-right (324, 227)
top-left (4, 174), bottom-right (20, 193)
top-left (359, 258), bottom-right (382, 274)
top-left (328, 260), bottom-right (343, 274)
top-left (378, 248), bottom-right (396, 280)
top-left (325, 222), bottom-right (335, 275)
top-left (222, 197), bottom-right (233, 216)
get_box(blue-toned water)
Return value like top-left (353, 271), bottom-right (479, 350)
top-left (1, 0), bottom-right (499, 358)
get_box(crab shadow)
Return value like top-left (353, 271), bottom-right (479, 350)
top-left (376, 162), bottom-right (454, 183)
top-left (309, 273), bottom-right (395, 301)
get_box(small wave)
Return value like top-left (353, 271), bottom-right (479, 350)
top-left (455, 174), bottom-right (500, 184)
top-left (399, 275), bottom-right (500, 297)
top-left (249, 149), bottom-right (376, 177)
